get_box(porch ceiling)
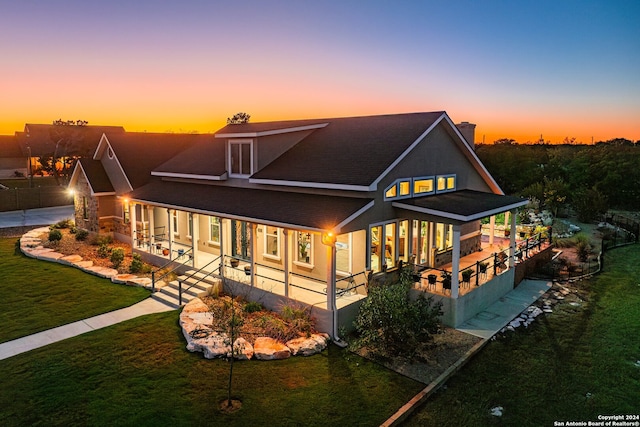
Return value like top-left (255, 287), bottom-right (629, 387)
top-left (392, 189), bottom-right (528, 223)
top-left (128, 180), bottom-right (374, 232)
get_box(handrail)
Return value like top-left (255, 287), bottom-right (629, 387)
top-left (178, 255), bottom-right (221, 305)
top-left (151, 247), bottom-right (194, 292)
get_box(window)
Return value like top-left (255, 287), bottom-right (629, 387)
top-left (172, 211), bottom-right (179, 236)
top-left (385, 183), bottom-right (397, 199)
top-left (336, 233), bottom-right (352, 274)
top-left (413, 177), bottom-right (434, 195)
top-left (187, 214), bottom-right (193, 238)
top-left (83, 197), bottom-right (89, 220)
top-left (107, 146), bottom-right (114, 159)
top-left (384, 179), bottom-right (411, 200)
top-left (264, 226), bottom-right (280, 258)
top-left (436, 223), bottom-right (453, 252)
top-left (296, 232), bottom-right (313, 264)
top-left (209, 217), bottom-right (220, 244)
top-left (436, 174), bottom-right (456, 193)
top-left (229, 140), bottom-right (252, 177)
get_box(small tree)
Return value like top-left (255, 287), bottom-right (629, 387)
top-left (227, 112), bottom-right (250, 124)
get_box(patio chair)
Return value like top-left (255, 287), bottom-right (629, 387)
top-left (427, 274), bottom-right (437, 290)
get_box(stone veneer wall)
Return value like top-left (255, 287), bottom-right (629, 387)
top-left (73, 174), bottom-right (100, 233)
top-left (433, 234), bottom-right (482, 267)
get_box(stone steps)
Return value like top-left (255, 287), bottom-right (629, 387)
top-left (152, 270), bottom-right (222, 308)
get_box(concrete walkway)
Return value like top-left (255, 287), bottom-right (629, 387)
top-left (456, 279), bottom-right (552, 339)
top-left (0, 298), bottom-right (174, 361)
top-left (0, 205), bottom-right (74, 228)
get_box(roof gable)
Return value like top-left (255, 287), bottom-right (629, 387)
top-left (250, 112), bottom-right (446, 189)
top-left (69, 159), bottom-right (115, 195)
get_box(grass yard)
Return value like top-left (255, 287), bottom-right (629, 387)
top-left (406, 244), bottom-right (640, 426)
top-left (0, 237), bottom-right (150, 343)
top-left (0, 310), bottom-right (424, 426)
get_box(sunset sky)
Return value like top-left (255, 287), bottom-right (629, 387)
top-left (1, 0), bottom-right (639, 143)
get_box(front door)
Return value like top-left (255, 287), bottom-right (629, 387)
top-left (231, 220), bottom-right (251, 261)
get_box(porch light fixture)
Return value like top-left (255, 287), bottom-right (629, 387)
top-left (321, 231), bottom-right (336, 246)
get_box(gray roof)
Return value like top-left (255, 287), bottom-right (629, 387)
top-left (393, 190), bottom-right (529, 222)
top-left (104, 132), bottom-right (209, 189)
top-left (78, 160), bottom-right (114, 194)
top-left (248, 112), bottom-right (445, 187)
top-left (129, 179), bottom-right (373, 231)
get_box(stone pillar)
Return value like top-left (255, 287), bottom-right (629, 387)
top-left (450, 224), bottom-right (461, 299)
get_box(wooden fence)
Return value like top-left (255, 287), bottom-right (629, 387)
top-left (0, 186), bottom-right (73, 212)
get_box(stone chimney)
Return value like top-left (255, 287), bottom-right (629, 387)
top-left (456, 121), bottom-right (476, 147)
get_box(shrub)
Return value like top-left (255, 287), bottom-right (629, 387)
top-left (575, 240), bottom-right (592, 262)
top-left (244, 301), bottom-right (263, 313)
top-left (353, 265), bottom-right (442, 357)
top-left (54, 218), bottom-right (73, 229)
top-left (110, 248), bottom-right (125, 269)
top-left (48, 229), bottom-right (62, 244)
top-left (129, 253), bottom-right (144, 273)
top-left (74, 229), bottom-right (89, 241)
top-left (97, 243), bottom-right (111, 258)
top-left (92, 234), bottom-right (113, 246)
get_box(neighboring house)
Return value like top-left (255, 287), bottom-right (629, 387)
top-left (0, 135), bottom-right (27, 178)
top-left (14, 123), bottom-right (126, 179)
top-left (69, 112), bottom-right (530, 339)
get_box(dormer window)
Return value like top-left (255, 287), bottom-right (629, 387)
top-left (229, 139), bottom-right (253, 177)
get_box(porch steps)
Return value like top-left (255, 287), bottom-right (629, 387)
top-left (151, 270), bottom-right (222, 308)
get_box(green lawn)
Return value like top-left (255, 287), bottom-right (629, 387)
top-left (0, 311), bottom-right (423, 426)
top-left (406, 243), bottom-right (640, 426)
top-left (0, 236), bottom-right (424, 425)
top-left (0, 237), bottom-right (150, 343)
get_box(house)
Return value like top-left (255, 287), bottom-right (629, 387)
top-left (0, 135), bottom-right (27, 178)
top-left (14, 123), bottom-right (125, 179)
top-left (69, 112), bottom-right (532, 340)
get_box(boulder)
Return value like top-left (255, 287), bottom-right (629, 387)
top-left (286, 333), bottom-right (330, 356)
top-left (200, 334), bottom-right (231, 359)
top-left (253, 337), bottom-right (291, 360)
top-left (229, 337), bottom-right (253, 360)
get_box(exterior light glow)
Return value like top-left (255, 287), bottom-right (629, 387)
top-left (321, 231), bottom-right (336, 246)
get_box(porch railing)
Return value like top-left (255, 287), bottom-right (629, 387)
top-left (178, 255), bottom-right (221, 305)
top-left (151, 247), bottom-right (193, 292)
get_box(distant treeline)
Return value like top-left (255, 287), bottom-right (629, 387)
top-left (475, 140), bottom-right (640, 220)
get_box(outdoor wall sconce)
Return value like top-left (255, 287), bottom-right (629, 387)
top-left (321, 231), bottom-right (336, 246)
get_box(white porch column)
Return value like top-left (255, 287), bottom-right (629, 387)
top-left (130, 202), bottom-right (137, 246)
top-left (250, 223), bottom-right (256, 286)
top-left (450, 224), bottom-right (461, 299)
top-left (191, 213), bottom-right (199, 268)
top-left (489, 215), bottom-right (495, 246)
top-left (324, 236), bottom-right (337, 312)
top-left (219, 218), bottom-right (225, 277)
top-left (509, 209), bottom-right (517, 268)
top-left (167, 209), bottom-right (173, 257)
top-left (148, 206), bottom-right (155, 246)
top-left (283, 229), bottom-right (289, 298)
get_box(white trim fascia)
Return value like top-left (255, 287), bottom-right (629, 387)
top-left (334, 200), bottom-right (375, 233)
top-left (441, 114), bottom-right (503, 195)
top-left (92, 133), bottom-right (109, 160)
top-left (392, 199), bottom-right (529, 222)
top-left (68, 161), bottom-right (83, 188)
top-left (249, 177), bottom-right (371, 192)
top-left (94, 192), bottom-right (116, 196)
top-left (371, 113), bottom-right (446, 191)
top-left (150, 171), bottom-right (227, 181)
top-left (215, 123), bottom-right (328, 138)
top-left (126, 198), bottom-right (329, 233)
